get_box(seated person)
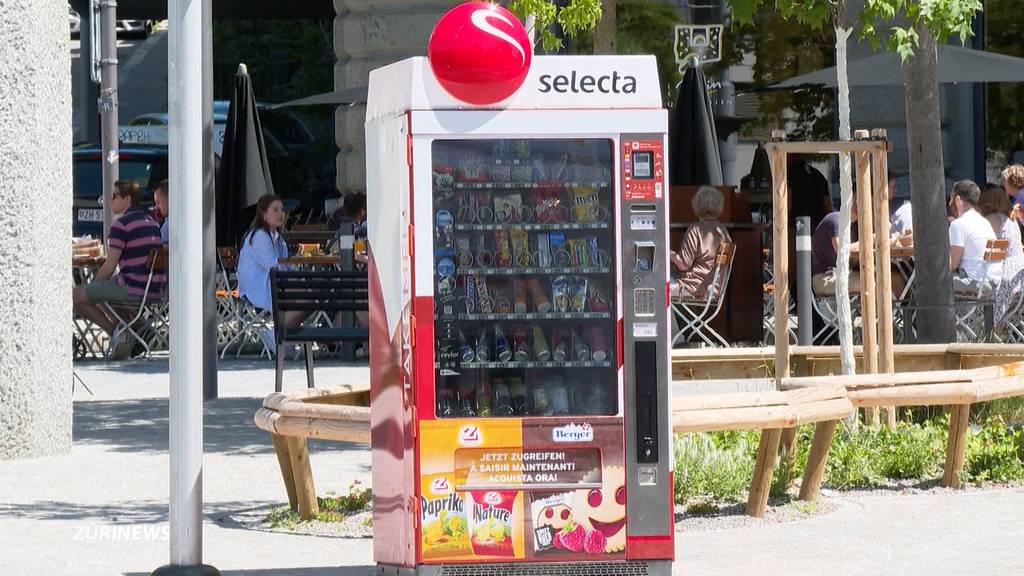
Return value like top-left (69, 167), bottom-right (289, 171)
top-left (979, 182), bottom-right (1024, 318)
top-left (811, 204), bottom-right (859, 296)
top-left (72, 180), bottom-right (166, 360)
top-left (670, 186), bottom-right (732, 300)
top-left (152, 180), bottom-right (169, 244)
top-left (949, 180), bottom-right (1002, 293)
top-left (332, 190), bottom-right (368, 265)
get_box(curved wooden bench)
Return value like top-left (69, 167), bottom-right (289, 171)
top-left (254, 384), bottom-right (371, 520)
top-left (782, 361), bottom-right (1024, 492)
top-left (673, 384), bottom-right (855, 517)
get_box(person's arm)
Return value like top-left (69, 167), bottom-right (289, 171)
top-left (93, 245), bottom-right (122, 281)
top-left (246, 230), bottom-right (285, 272)
top-left (673, 228), bottom-right (700, 273)
top-left (949, 221), bottom-right (964, 271)
top-left (831, 236), bottom-right (859, 261)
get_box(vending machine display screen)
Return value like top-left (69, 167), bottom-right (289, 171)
top-left (631, 151), bottom-right (653, 179)
top-left (430, 138), bottom-right (618, 418)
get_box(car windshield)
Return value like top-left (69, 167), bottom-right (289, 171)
top-left (73, 158), bottom-right (166, 198)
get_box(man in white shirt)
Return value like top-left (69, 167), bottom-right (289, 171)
top-left (948, 180), bottom-right (1001, 293)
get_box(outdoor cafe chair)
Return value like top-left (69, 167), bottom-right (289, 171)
top-left (811, 292), bottom-right (861, 345)
top-left (671, 242), bottom-right (735, 348)
top-left (954, 238), bottom-right (1008, 341)
top-left (99, 247), bottom-right (168, 360)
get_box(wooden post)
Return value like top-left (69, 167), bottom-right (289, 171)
top-left (854, 149), bottom-right (879, 426)
top-left (284, 435), bottom-right (319, 519)
top-left (770, 141), bottom-right (791, 387)
top-left (871, 131), bottom-right (897, 428)
top-left (779, 427), bottom-right (798, 489)
top-left (942, 404), bottom-right (971, 488)
top-left (799, 420), bottom-right (838, 501)
top-left (271, 433), bottom-right (299, 511)
top-left (746, 427), bottom-right (782, 517)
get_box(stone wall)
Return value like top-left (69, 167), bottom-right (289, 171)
top-left (0, 1), bottom-right (73, 459)
top-left (334, 0), bottom-right (454, 192)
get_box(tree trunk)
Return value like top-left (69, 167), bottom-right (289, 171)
top-left (904, 23), bottom-right (955, 343)
top-left (594, 0), bottom-right (616, 54)
top-left (833, 24), bottom-right (856, 376)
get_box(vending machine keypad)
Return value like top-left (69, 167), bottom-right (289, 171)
top-left (633, 288), bottom-right (656, 317)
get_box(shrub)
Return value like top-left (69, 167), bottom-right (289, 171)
top-left (674, 432), bottom-right (756, 504)
top-left (872, 420), bottom-right (945, 480)
top-left (963, 419), bottom-right (1024, 483)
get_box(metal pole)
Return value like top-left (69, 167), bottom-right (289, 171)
top-left (796, 216), bottom-right (813, 345)
top-left (154, 0), bottom-right (219, 574)
top-left (339, 234), bottom-right (355, 361)
top-left (98, 0), bottom-right (118, 241)
top-left (202, 0), bottom-right (219, 401)
top-left (71, 0), bottom-right (100, 143)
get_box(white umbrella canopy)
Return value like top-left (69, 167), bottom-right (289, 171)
top-left (773, 44), bottom-right (1024, 88)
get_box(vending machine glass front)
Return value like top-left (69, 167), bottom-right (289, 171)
top-left (430, 139), bottom-right (617, 419)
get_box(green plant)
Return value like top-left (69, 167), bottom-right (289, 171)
top-left (507, 0), bottom-right (602, 53)
top-left (264, 480), bottom-right (372, 528)
top-left (872, 421), bottom-right (945, 480)
top-left (674, 432), bottom-right (757, 503)
top-left (963, 419), bottom-right (1024, 484)
top-left (825, 424), bottom-right (881, 489)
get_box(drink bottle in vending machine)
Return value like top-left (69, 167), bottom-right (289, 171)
top-left (366, 8), bottom-right (672, 575)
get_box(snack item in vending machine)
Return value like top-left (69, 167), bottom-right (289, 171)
top-left (532, 155), bottom-right (548, 181)
top-left (494, 230), bottom-right (513, 268)
top-left (456, 154), bottom-right (489, 182)
top-left (570, 277), bottom-right (589, 312)
top-left (420, 474), bottom-right (471, 559)
top-left (511, 229), bottom-right (531, 267)
top-left (438, 275), bottom-right (457, 316)
top-left (551, 329), bottom-right (568, 362)
top-left (528, 277), bottom-right (552, 313)
top-left (476, 378), bottom-right (492, 416)
top-left (475, 332), bottom-right (490, 362)
top-left (586, 236), bottom-right (602, 267)
top-left (551, 276), bottom-right (571, 312)
top-left (491, 163), bottom-right (512, 182)
top-left (549, 232), bottom-right (570, 266)
top-left (589, 327), bottom-right (608, 362)
top-left (491, 279), bottom-right (512, 313)
top-left (533, 383), bottom-right (552, 416)
top-left (469, 490), bottom-right (515, 557)
top-left (533, 233), bottom-right (551, 267)
top-left (437, 383), bottom-right (456, 418)
top-left (588, 282), bottom-right (610, 313)
top-left (495, 325), bottom-right (512, 362)
top-left (571, 330), bottom-right (591, 362)
top-left (512, 164), bottom-right (534, 182)
top-left (513, 140), bottom-right (531, 159)
top-left (571, 187), bottom-right (601, 223)
top-left (494, 193), bottom-right (523, 224)
top-left (549, 153), bottom-right (570, 183)
top-left (458, 331), bottom-right (475, 363)
top-left (463, 274), bottom-right (477, 315)
top-left (512, 327), bottom-right (530, 361)
top-left (513, 279), bottom-right (528, 313)
top-left (455, 235), bottom-right (474, 268)
top-left (510, 377), bottom-right (528, 415)
top-left (458, 377), bottom-right (477, 417)
top-left (435, 209), bottom-right (455, 255)
top-left (476, 274), bottom-right (494, 314)
top-left (492, 378), bottom-right (514, 416)
top-left (549, 376), bottom-right (570, 415)
top-left (567, 238), bottom-right (589, 267)
top-left (533, 326), bottom-right (550, 361)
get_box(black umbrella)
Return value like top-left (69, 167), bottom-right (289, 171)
top-left (267, 86), bottom-right (368, 109)
top-left (216, 64), bottom-right (275, 247)
top-left (669, 66), bottom-right (723, 186)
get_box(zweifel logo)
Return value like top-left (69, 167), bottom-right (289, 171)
top-left (459, 424), bottom-right (482, 446)
top-left (552, 422), bottom-right (594, 443)
top-left (430, 477), bottom-right (452, 494)
top-left (428, 2), bottom-right (533, 105)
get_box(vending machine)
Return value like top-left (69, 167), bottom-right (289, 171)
top-left (365, 15), bottom-right (672, 575)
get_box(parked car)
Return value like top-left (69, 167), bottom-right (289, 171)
top-left (117, 19), bottom-right (152, 38)
top-left (73, 144), bottom-right (167, 239)
top-left (70, 8), bottom-right (81, 37)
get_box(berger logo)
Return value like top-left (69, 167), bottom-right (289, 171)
top-left (430, 477), bottom-right (451, 494)
top-left (552, 422), bottom-right (594, 443)
top-left (459, 424), bottom-right (482, 445)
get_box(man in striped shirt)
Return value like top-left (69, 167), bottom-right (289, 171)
top-left (73, 180), bottom-right (166, 359)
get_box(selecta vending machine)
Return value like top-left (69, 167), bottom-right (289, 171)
top-left (366, 4), bottom-right (672, 575)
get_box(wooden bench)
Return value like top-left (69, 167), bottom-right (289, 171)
top-left (254, 384), bottom-right (371, 520)
top-left (270, 269), bottom-right (369, 392)
top-left (673, 384), bottom-right (855, 517)
top-left (782, 361), bottom-right (1024, 490)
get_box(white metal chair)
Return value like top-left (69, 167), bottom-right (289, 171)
top-left (100, 247), bottom-right (168, 360)
top-left (672, 242), bottom-right (736, 347)
top-left (955, 238), bottom-right (1007, 341)
top-left (811, 291), bottom-right (860, 345)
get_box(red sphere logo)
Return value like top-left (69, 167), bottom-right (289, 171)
top-left (427, 2), bottom-right (533, 105)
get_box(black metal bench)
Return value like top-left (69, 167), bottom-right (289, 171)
top-left (270, 269), bottom-right (369, 392)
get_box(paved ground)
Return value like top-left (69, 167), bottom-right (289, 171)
top-left (2, 360), bottom-right (1022, 575)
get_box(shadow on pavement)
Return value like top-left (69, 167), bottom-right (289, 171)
top-left (73, 357), bottom-right (370, 375)
top-left (74, 396), bottom-right (369, 456)
top-left (127, 568), bottom-right (374, 576)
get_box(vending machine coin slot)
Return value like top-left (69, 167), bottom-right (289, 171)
top-left (634, 340), bottom-right (659, 463)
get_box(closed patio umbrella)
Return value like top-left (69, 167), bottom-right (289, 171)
top-left (216, 63), bottom-right (275, 247)
top-left (670, 66), bottom-right (723, 186)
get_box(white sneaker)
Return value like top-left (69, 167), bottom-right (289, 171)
top-left (259, 328), bottom-right (277, 356)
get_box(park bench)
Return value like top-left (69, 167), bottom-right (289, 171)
top-left (673, 384), bottom-right (854, 517)
top-left (254, 384), bottom-right (371, 520)
top-left (270, 269), bottom-right (369, 392)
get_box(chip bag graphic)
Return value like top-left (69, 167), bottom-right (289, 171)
top-left (421, 475), bottom-right (472, 559)
top-left (469, 490), bottom-right (515, 557)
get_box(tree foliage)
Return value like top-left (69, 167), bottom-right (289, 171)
top-left (728, 0), bottom-right (982, 62)
top-left (507, 0), bottom-right (603, 53)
